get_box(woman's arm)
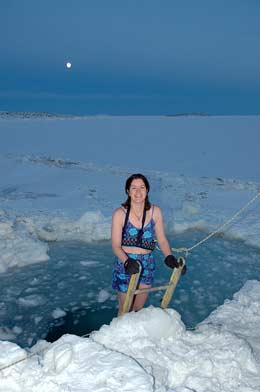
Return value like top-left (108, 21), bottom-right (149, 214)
top-left (154, 206), bottom-right (184, 272)
top-left (154, 206), bottom-right (172, 257)
top-left (111, 208), bottom-right (128, 263)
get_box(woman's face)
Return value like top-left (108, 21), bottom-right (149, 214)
top-left (128, 178), bottom-right (147, 204)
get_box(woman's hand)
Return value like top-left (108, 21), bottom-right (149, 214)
top-left (164, 255), bottom-right (179, 268)
top-left (124, 258), bottom-right (140, 275)
top-left (164, 255), bottom-right (187, 275)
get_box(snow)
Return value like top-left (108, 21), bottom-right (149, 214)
top-left (51, 308), bottom-right (67, 319)
top-left (97, 289), bottom-right (111, 303)
top-left (0, 114), bottom-right (260, 391)
top-left (17, 294), bottom-right (47, 308)
top-left (0, 116), bottom-right (260, 272)
top-left (1, 282), bottom-right (260, 391)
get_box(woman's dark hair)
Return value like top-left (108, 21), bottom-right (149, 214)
top-left (122, 173), bottom-right (151, 210)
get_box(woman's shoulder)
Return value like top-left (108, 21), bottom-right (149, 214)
top-left (113, 206), bottom-right (126, 219)
top-left (151, 204), bottom-right (161, 214)
top-left (150, 205), bottom-right (162, 221)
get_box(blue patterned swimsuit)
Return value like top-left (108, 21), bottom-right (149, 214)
top-left (112, 206), bottom-right (156, 293)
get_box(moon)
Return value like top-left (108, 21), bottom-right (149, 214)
top-left (66, 62), bottom-right (72, 69)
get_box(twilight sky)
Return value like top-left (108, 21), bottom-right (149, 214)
top-left (1, 0), bottom-right (260, 115)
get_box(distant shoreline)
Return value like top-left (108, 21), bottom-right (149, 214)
top-left (1, 111), bottom-right (260, 120)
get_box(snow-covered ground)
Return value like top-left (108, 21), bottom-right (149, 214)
top-left (1, 114), bottom-right (259, 272)
top-left (0, 114), bottom-right (260, 391)
top-left (1, 281), bottom-right (260, 392)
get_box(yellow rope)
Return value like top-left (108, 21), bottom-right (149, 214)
top-left (0, 353), bottom-right (32, 372)
top-left (0, 332), bottom-right (91, 372)
top-left (170, 190), bottom-right (260, 255)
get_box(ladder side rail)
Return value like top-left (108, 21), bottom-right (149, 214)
top-left (161, 257), bottom-right (185, 309)
top-left (121, 268), bottom-right (141, 315)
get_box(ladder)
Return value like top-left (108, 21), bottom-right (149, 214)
top-left (121, 257), bottom-right (186, 315)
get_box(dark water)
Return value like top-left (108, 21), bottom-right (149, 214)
top-left (46, 231), bottom-right (260, 343)
top-left (1, 230), bottom-right (260, 347)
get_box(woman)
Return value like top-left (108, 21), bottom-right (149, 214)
top-left (111, 173), bottom-right (184, 315)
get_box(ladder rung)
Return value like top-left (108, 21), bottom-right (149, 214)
top-left (134, 284), bottom-right (170, 294)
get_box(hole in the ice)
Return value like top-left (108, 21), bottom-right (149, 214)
top-left (1, 230), bottom-right (260, 348)
top-left (46, 308), bottom-right (117, 343)
top-left (45, 231), bottom-right (260, 345)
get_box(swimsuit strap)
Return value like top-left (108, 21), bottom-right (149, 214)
top-left (122, 207), bottom-right (130, 237)
top-left (141, 207), bottom-right (146, 231)
top-left (136, 206), bottom-right (146, 245)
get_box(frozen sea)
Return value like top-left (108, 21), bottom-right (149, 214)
top-left (0, 113), bottom-right (260, 391)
